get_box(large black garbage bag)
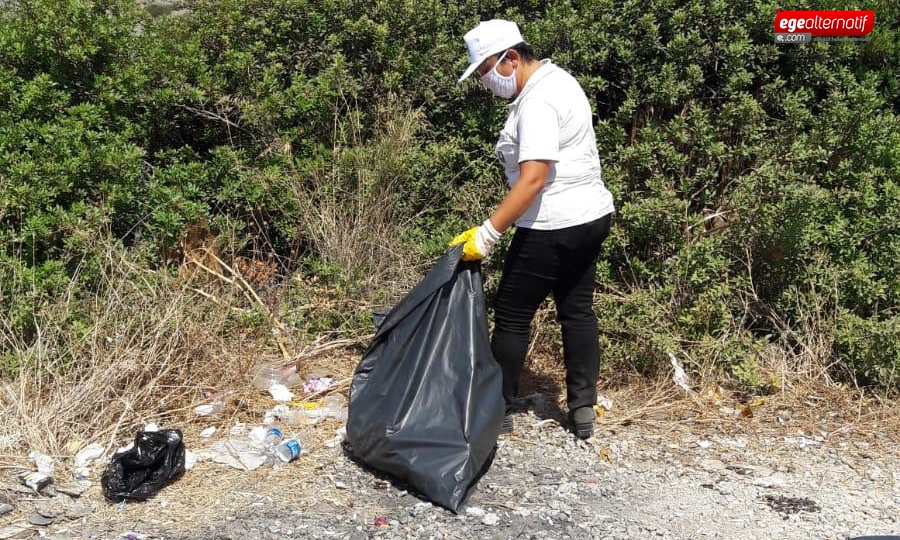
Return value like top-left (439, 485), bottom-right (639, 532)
top-left (101, 429), bottom-right (186, 502)
top-left (346, 245), bottom-right (504, 513)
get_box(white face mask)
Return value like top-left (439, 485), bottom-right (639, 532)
top-left (479, 51), bottom-right (517, 99)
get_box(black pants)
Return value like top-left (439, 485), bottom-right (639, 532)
top-left (491, 214), bottom-right (612, 412)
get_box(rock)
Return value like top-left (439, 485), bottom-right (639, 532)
top-left (481, 513), bottom-right (500, 526)
top-left (465, 506), bottom-right (486, 518)
top-left (27, 512), bottom-right (55, 526)
top-left (0, 525), bottom-right (32, 540)
top-left (55, 482), bottom-right (90, 498)
top-left (698, 458), bottom-right (726, 472)
top-left (753, 474), bottom-right (787, 488)
top-left (34, 496), bottom-right (73, 519)
top-left (65, 504), bottom-right (93, 520)
top-left (866, 466), bottom-right (883, 481)
top-left (715, 480), bottom-right (735, 495)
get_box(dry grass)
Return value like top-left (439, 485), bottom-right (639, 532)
top-left (286, 96), bottom-right (430, 298)
top-left (0, 242), bottom-right (370, 473)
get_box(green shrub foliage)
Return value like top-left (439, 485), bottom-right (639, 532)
top-left (1, 0), bottom-right (898, 388)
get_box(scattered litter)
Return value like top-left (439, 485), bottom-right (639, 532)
top-left (18, 471), bottom-right (53, 492)
top-left (74, 443), bottom-right (105, 480)
top-left (119, 532), bottom-right (145, 540)
top-left (199, 427), bottom-right (217, 438)
top-left (325, 427), bottom-right (347, 448)
top-left (482, 512), bottom-right (500, 526)
top-left (193, 401), bottom-right (225, 417)
top-left (697, 440), bottom-right (713, 450)
top-left (29, 451), bottom-right (55, 475)
top-left (321, 394), bottom-right (347, 420)
top-left (597, 445), bottom-right (613, 462)
top-left (667, 351), bottom-right (692, 393)
top-left (229, 422), bottom-right (247, 436)
top-left (596, 395), bottom-right (613, 411)
top-left (206, 440), bottom-right (267, 471)
top-left (144, 423), bottom-right (159, 432)
top-left (373, 516), bottom-right (390, 528)
top-left (268, 384), bottom-right (295, 402)
top-left (247, 426), bottom-right (268, 448)
top-left (303, 376), bottom-right (336, 395)
top-left (101, 429), bottom-right (186, 502)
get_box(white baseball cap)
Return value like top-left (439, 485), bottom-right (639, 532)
top-left (458, 19), bottom-right (524, 83)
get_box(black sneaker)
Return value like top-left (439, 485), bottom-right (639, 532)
top-left (569, 406), bottom-right (595, 439)
top-left (500, 412), bottom-right (515, 434)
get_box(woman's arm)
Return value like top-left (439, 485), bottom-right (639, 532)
top-left (488, 160), bottom-right (550, 232)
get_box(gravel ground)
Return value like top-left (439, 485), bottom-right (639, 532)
top-left (2, 395), bottom-right (898, 540)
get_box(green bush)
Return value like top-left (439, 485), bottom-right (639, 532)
top-left (1, 0), bottom-right (898, 391)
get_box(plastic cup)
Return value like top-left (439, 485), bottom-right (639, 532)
top-left (250, 364), bottom-right (299, 390)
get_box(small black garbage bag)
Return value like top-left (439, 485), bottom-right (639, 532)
top-left (347, 245), bottom-right (505, 513)
top-left (101, 429), bottom-right (186, 502)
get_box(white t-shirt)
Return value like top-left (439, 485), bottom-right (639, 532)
top-left (496, 60), bottom-right (615, 230)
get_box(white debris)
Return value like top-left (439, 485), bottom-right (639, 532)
top-left (29, 450), bottom-right (55, 475)
top-left (268, 384), bottom-right (294, 402)
top-left (73, 443), bottom-right (106, 479)
top-left (667, 351), bottom-right (692, 393)
top-left (465, 506), bottom-right (486, 518)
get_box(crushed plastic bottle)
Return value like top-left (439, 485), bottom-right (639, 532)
top-left (273, 439), bottom-right (301, 463)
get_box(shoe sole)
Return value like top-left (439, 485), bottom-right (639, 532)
top-left (574, 423), bottom-right (593, 439)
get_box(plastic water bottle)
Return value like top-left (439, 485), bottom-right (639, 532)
top-left (260, 427), bottom-right (284, 468)
top-left (274, 439), bottom-right (302, 463)
top-left (263, 427), bottom-right (283, 450)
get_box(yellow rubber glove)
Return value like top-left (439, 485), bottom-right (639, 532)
top-left (450, 227), bottom-right (483, 261)
top-left (449, 220), bottom-right (502, 261)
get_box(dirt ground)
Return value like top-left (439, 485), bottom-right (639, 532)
top-left (2, 355), bottom-right (899, 540)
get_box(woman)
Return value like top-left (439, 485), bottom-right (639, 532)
top-left (452, 19), bottom-right (615, 439)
